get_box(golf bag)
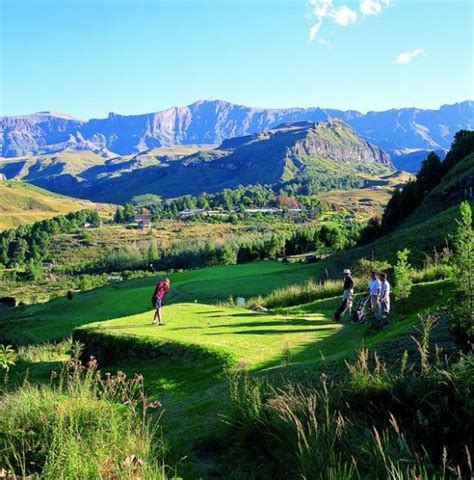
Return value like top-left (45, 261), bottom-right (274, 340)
top-left (351, 294), bottom-right (370, 324)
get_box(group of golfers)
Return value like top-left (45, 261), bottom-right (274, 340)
top-left (150, 270), bottom-right (391, 327)
top-left (335, 268), bottom-right (391, 323)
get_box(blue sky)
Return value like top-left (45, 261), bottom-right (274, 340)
top-left (1, 0), bottom-right (473, 118)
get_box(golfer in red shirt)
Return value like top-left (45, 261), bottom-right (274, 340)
top-left (151, 278), bottom-right (170, 326)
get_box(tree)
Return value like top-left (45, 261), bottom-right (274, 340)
top-left (114, 206), bottom-right (125, 223)
top-left (148, 243), bottom-right (160, 263)
top-left (23, 259), bottom-right (43, 282)
top-left (10, 238), bottom-right (28, 266)
top-left (87, 210), bottom-right (101, 226)
top-left (394, 248), bottom-right (413, 300)
top-left (218, 244), bottom-right (238, 265)
top-left (276, 195), bottom-right (300, 209)
top-left (0, 237), bottom-right (9, 266)
top-left (265, 235), bottom-right (285, 259)
top-left (417, 152), bottom-right (443, 193)
top-left (123, 204), bottom-right (135, 222)
top-left (449, 201), bottom-right (474, 343)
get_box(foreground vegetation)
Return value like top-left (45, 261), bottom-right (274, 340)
top-left (226, 340), bottom-right (473, 479)
top-left (0, 348), bottom-right (164, 479)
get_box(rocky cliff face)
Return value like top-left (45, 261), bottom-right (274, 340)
top-left (1, 100), bottom-right (472, 159)
top-left (0, 112), bottom-right (84, 157)
top-left (283, 120), bottom-right (392, 169)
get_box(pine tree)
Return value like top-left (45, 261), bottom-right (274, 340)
top-left (11, 238), bottom-right (28, 266)
top-left (417, 152), bottom-right (443, 193)
top-left (23, 259), bottom-right (43, 282)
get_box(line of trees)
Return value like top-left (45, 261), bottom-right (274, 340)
top-left (95, 221), bottom-right (364, 274)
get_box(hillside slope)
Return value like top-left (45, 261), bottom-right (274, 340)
top-left (331, 151), bottom-right (474, 267)
top-left (0, 120), bottom-right (393, 203)
top-left (83, 119), bottom-right (393, 202)
top-left (0, 180), bottom-right (113, 230)
top-left (1, 100), bottom-right (472, 159)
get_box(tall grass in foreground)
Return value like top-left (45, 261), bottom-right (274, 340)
top-left (224, 315), bottom-right (473, 479)
top-left (0, 345), bottom-right (164, 479)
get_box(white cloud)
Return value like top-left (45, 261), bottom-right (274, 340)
top-left (360, 0), bottom-right (392, 16)
top-left (308, 0), bottom-right (357, 39)
top-left (308, 0), bottom-right (391, 40)
top-left (333, 5), bottom-right (358, 26)
top-left (309, 21), bottom-right (322, 40)
top-left (394, 48), bottom-right (425, 64)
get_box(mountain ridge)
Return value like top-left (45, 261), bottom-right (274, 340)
top-left (2, 100), bottom-right (472, 159)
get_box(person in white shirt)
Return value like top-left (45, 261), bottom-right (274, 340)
top-left (379, 272), bottom-right (391, 317)
top-left (368, 271), bottom-right (381, 317)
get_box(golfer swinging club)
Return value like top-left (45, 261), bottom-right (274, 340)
top-left (151, 278), bottom-right (170, 326)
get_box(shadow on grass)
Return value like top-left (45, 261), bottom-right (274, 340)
top-left (206, 318), bottom-right (334, 329)
top-left (8, 359), bottom-right (63, 387)
top-left (205, 326), bottom-right (336, 336)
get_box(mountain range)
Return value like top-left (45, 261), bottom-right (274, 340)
top-left (0, 119), bottom-right (393, 203)
top-left (2, 100), bottom-right (473, 166)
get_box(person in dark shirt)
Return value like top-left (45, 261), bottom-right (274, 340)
top-left (334, 269), bottom-right (355, 322)
top-left (151, 278), bottom-right (170, 326)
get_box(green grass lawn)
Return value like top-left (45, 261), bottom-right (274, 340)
top-left (79, 302), bottom-right (342, 370)
top-left (0, 261), bottom-right (319, 345)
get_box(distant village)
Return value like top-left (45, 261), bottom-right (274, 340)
top-left (177, 207), bottom-right (305, 220)
top-left (125, 206), bottom-right (310, 231)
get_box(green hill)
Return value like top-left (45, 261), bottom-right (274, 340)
top-left (0, 180), bottom-right (113, 230)
top-left (325, 151), bottom-right (474, 268)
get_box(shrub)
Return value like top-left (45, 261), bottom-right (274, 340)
top-left (224, 343), bottom-right (474, 479)
top-left (352, 257), bottom-right (391, 279)
top-left (251, 279), bottom-right (343, 309)
top-left (394, 248), bottom-right (413, 300)
top-left (448, 201), bottom-right (474, 344)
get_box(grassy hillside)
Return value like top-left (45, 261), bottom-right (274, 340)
top-left (1, 121), bottom-right (394, 203)
top-left (319, 170), bottom-right (413, 220)
top-left (0, 180), bottom-right (113, 230)
top-left (402, 151), bottom-right (474, 227)
top-left (0, 150), bottom-right (107, 179)
top-left (323, 152), bottom-right (474, 267)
